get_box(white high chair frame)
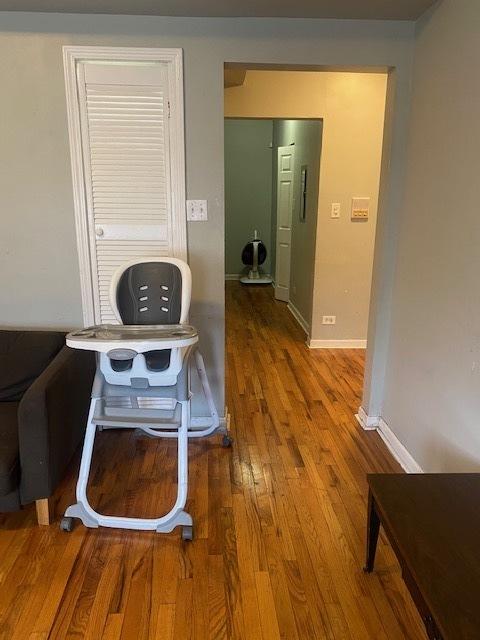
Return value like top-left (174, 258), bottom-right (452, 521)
top-left (61, 258), bottom-right (229, 539)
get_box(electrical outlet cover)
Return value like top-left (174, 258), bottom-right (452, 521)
top-left (187, 199), bottom-right (208, 221)
top-left (351, 197), bottom-right (370, 220)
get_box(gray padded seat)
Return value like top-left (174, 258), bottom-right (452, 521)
top-left (116, 261), bottom-right (182, 325)
top-left (110, 261), bottom-right (181, 373)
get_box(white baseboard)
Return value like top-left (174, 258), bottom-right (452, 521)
top-left (309, 339), bottom-right (367, 349)
top-left (355, 406), bottom-right (380, 430)
top-left (356, 407), bottom-right (422, 473)
top-left (376, 418), bottom-right (423, 473)
top-left (287, 301), bottom-right (310, 335)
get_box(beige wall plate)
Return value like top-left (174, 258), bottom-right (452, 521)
top-left (351, 197), bottom-right (370, 220)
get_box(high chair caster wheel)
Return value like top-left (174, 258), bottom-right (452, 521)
top-left (182, 525), bottom-right (193, 541)
top-left (222, 434), bottom-right (233, 448)
top-left (60, 517), bottom-right (74, 532)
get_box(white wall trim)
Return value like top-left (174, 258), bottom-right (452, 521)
top-left (63, 47), bottom-right (95, 325)
top-left (377, 418), bottom-right (423, 473)
top-left (287, 301), bottom-right (310, 335)
top-left (355, 406), bottom-right (380, 430)
top-left (356, 407), bottom-right (422, 473)
top-left (63, 45), bottom-right (187, 326)
top-left (309, 339), bottom-right (367, 349)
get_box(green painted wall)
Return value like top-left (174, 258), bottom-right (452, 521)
top-left (224, 119), bottom-right (273, 276)
top-left (272, 120), bottom-right (322, 326)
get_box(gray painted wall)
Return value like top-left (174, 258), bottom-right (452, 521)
top-left (224, 119), bottom-right (273, 276)
top-left (381, 0), bottom-right (480, 471)
top-left (0, 12), bottom-right (415, 418)
top-left (273, 120), bottom-right (322, 326)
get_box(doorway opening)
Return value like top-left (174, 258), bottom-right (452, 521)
top-left (225, 117), bottom-right (322, 319)
top-left (224, 66), bottom-right (388, 356)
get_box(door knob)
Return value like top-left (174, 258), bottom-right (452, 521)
top-left (95, 226), bottom-right (104, 237)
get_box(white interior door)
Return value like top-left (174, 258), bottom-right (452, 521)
top-left (64, 47), bottom-right (186, 325)
top-left (275, 145), bottom-right (295, 302)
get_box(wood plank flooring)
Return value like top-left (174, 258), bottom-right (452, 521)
top-left (0, 282), bottom-right (426, 639)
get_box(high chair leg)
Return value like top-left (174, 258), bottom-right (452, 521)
top-left (194, 348), bottom-right (220, 430)
top-left (190, 348), bottom-right (232, 445)
top-left (61, 396), bottom-right (193, 536)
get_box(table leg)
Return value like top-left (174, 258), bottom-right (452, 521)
top-left (364, 489), bottom-right (380, 573)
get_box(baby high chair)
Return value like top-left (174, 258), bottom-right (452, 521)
top-left (60, 257), bottom-right (231, 540)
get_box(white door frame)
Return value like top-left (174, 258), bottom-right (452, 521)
top-left (63, 46), bottom-right (187, 326)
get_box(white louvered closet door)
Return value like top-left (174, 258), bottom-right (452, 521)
top-left (65, 49), bottom-right (186, 325)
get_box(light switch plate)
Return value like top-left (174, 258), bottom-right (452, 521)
top-left (331, 203), bottom-right (341, 219)
top-left (187, 199), bottom-right (208, 221)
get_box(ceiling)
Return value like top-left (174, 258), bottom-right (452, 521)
top-left (0, 0), bottom-right (437, 20)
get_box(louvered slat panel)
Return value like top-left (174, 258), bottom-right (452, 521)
top-left (64, 50), bottom-right (186, 327)
top-left (83, 73), bottom-right (170, 322)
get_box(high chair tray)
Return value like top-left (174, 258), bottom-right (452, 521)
top-left (67, 324), bottom-right (198, 352)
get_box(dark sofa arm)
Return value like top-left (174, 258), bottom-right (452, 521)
top-left (17, 346), bottom-right (95, 504)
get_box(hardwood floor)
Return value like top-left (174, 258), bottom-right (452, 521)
top-left (0, 282), bottom-right (426, 639)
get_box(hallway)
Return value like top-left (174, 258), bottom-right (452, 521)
top-left (0, 283), bottom-right (426, 639)
top-left (224, 281), bottom-right (425, 639)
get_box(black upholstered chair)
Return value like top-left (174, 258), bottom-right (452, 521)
top-left (0, 330), bottom-right (94, 524)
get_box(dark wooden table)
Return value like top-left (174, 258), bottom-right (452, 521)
top-left (364, 473), bottom-right (480, 640)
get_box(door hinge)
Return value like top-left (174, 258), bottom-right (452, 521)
top-left (167, 100), bottom-right (171, 118)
